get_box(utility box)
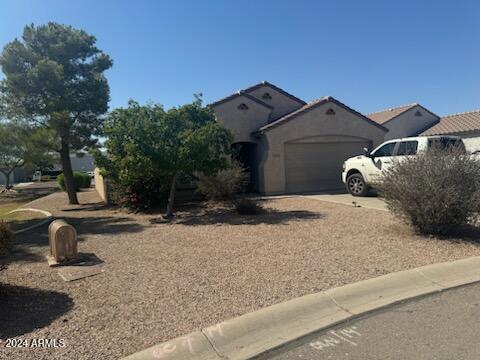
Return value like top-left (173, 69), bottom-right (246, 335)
top-left (48, 219), bottom-right (78, 266)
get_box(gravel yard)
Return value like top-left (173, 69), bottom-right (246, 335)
top-left (1, 189), bottom-right (480, 359)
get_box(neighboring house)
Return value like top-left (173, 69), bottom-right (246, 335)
top-left (0, 168), bottom-right (25, 186)
top-left (52, 153), bottom-right (96, 173)
top-left (420, 110), bottom-right (480, 153)
top-left (211, 81), bottom-right (387, 194)
top-left (211, 81), bottom-right (480, 195)
top-left (368, 103), bottom-right (440, 140)
top-left (0, 153), bottom-right (95, 186)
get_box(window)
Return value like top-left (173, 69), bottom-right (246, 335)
top-left (373, 142), bottom-right (396, 157)
top-left (396, 141), bottom-right (418, 156)
top-left (237, 103), bottom-right (249, 110)
top-left (325, 108), bottom-right (336, 115)
top-left (428, 137), bottom-right (466, 154)
top-left (414, 110), bottom-right (423, 117)
top-left (262, 92), bottom-right (272, 100)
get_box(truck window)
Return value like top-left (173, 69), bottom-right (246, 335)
top-left (428, 138), bottom-right (466, 154)
top-left (372, 142), bottom-right (396, 157)
top-left (396, 141), bottom-right (418, 156)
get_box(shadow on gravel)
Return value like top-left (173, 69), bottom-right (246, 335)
top-left (59, 216), bottom-right (145, 236)
top-left (0, 284), bottom-right (73, 339)
top-left (436, 225), bottom-right (480, 244)
top-left (174, 208), bottom-right (323, 226)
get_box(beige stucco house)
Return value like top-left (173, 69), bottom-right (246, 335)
top-left (420, 110), bottom-right (480, 153)
top-left (211, 81), bottom-right (387, 194)
top-left (368, 103), bottom-right (440, 140)
top-left (211, 81), bottom-right (480, 195)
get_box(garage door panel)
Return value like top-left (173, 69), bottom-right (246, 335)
top-left (285, 141), bottom-right (368, 193)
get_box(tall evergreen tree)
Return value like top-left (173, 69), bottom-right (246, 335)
top-left (0, 22), bottom-right (112, 204)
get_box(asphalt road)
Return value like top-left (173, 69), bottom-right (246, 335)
top-left (257, 282), bottom-right (480, 360)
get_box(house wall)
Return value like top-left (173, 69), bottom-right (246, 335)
top-left (246, 85), bottom-right (304, 120)
top-left (455, 132), bottom-right (480, 153)
top-left (94, 167), bottom-right (109, 204)
top-left (52, 153), bottom-right (95, 172)
top-left (383, 106), bottom-right (439, 140)
top-left (213, 95), bottom-right (272, 143)
top-left (258, 101), bottom-right (387, 194)
top-left (0, 172), bottom-right (14, 186)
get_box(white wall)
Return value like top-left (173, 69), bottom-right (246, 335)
top-left (460, 134), bottom-right (480, 153)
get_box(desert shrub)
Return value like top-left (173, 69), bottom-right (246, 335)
top-left (196, 161), bottom-right (249, 201)
top-left (58, 172), bottom-right (91, 192)
top-left (378, 145), bottom-right (480, 235)
top-left (78, 173), bottom-right (92, 188)
top-left (111, 178), bottom-right (170, 210)
top-left (233, 198), bottom-right (263, 215)
top-left (0, 221), bottom-right (14, 271)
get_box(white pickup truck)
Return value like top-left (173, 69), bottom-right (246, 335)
top-left (341, 135), bottom-right (467, 196)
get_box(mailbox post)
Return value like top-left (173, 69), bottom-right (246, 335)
top-left (47, 219), bottom-right (78, 266)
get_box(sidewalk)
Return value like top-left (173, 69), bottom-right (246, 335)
top-left (259, 282), bottom-right (480, 360)
top-left (122, 257), bottom-right (480, 360)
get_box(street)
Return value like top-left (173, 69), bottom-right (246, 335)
top-left (257, 283), bottom-right (480, 360)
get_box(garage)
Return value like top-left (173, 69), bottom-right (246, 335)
top-left (284, 140), bottom-right (369, 193)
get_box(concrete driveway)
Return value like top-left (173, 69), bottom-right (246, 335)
top-left (302, 193), bottom-right (387, 211)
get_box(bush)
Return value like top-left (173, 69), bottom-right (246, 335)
top-left (112, 178), bottom-right (169, 210)
top-left (196, 161), bottom-right (249, 201)
top-left (0, 221), bottom-right (14, 265)
top-left (57, 172), bottom-right (91, 192)
top-left (233, 198), bottom-right (263, 215)
top-left (378, 146), bottom-right (480, 235)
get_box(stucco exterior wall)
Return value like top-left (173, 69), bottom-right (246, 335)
top-left (213, 96), bottom-right (272, 143)
top-left (258, 102), bottom-right (387, 194)
top-left (383, 106), bottom-right (439, 140)
top-left (246, 85), bottom-right (304, 120)
top-left (454, 132), bottom-right (480, 153)
top-left (94, 167), bottom-right (109, 204)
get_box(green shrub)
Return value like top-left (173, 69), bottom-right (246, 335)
top-left (196, 161), bottom-right (249, 201)
top-left (233, 198), bottom-right (263, 215)
top-left (378, 145), bottom-right (480, 235)
top-left (0, 221), bottom-right (14, 257)
top-left (57, 172), bottom-right (91, 192)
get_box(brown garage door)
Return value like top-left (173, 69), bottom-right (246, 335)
top-left (285, 141), bottom-right (369, 193)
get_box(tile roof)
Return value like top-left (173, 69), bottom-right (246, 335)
top-left (259, 96), bottom-right (388, 133)
top-left (242, 81), bottom-right (306, 105)
top-left (208, 81), bottom-right (304, 109)
top-left (209, 90), bottom-right (274, 110)
top-left (368, 103), bottom-right (418, 124)
top-left (422, 110), bottom-right (480, 135)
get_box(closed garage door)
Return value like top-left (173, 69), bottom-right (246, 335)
top-left (285, 141), bottom-right (369, 193)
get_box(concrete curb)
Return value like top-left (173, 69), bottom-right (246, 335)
top-left (7, 208), bottom-right (54, 235)
top-left (122, 257), bottom-right (480, 360)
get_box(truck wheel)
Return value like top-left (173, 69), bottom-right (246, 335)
top-left (346, 173), bottom-right (369, 197)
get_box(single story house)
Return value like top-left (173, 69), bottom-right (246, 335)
top-left (420, 110), bottom-right (480, 152)
top-left (0, 153), bottom-right (95, 186)
top-left (211, 81), bottom-right (480, 195)
top-left (211, 81), bottom-right (387, 194)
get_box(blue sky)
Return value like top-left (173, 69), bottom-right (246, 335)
top-left (1, 0), bottom-right (479, 116)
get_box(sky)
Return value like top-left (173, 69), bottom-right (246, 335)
top-left (1, 0), bottom-right (479, 116)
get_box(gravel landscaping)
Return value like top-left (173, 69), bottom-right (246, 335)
top-left (1, 189), bottom-right (480, 359)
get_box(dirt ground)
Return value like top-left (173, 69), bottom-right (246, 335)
top-left (1, 189), bottom-right (480, 360)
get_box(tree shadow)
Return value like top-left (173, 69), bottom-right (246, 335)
top-left (0, 284), bottom-right (73, 339)
top-left (3, 215), bottom-right (144, 267)
top-left (173, 207), bottom-right (323, 226)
